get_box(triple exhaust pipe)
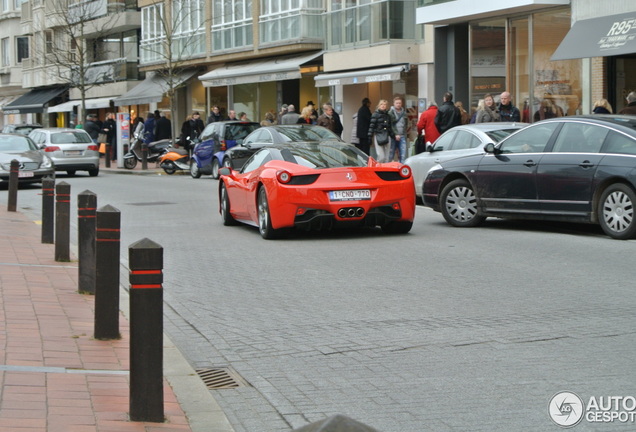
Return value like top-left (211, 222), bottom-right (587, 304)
top-left (337, 207), bottom-right (365, 218)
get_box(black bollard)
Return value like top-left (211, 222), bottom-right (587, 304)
top-left (78, 191), bottom-right (97, 294)
top-left (141, 142), bottom-right (148, 170)
top-left (7, 159), bottom-right (19, 212)
top-left (94, 204), bottom-right (121, 340)
top-left (129, 238), bottom-right (164, 422)
top-left (54, 182), bottom-right (71, 262)
top-left (105, 144), bottom-right (111, 168)
top-left (41, 177), bottom-right (55, 244)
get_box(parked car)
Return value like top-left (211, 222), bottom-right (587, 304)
top-left (423, 115), bottom-right (636, 239)
top-left (191, 121), bottom-right (260, 179)
top-left (1, 124), bottom-right (42, 136)
top-left (0, 133), bottom-right (54, 184)
top-left (405, 122), bottom-right (527, 200)
top-left (28, 128), bottom-right (100, 176)
top-left (224, 124), bottom-right (344, 170)
top-left (218, 141), bottom-right (415, 239)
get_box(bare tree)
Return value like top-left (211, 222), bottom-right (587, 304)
top-left (31, 0), bottom-right (123, 123)
top-left (139, 0), bottom-right (207, 139)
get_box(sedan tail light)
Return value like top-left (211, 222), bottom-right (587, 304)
top-left (44, 146), bottom-right (61, 152)
top-left (399, 166), bottom-right (411, 178)
top-left (220, 139), bottom-right (227, 151)
top-left (276, 170), bottom-right (292, 184)
top-left (87, 144), bottom-right (98, 151)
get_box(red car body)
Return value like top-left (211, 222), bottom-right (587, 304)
top-left (218, 142), bottom-right (415, 238)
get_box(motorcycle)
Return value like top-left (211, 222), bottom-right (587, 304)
top-left (157, 137), bottom-right (199, 175)
top-left (123, 132), bottom-right (172, 169)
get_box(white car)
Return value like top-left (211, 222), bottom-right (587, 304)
top-left (406, 122), bottom-right (527, 199)
top-left (29, 128), bottom-right (100, 176)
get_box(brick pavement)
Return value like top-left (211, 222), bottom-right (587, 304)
top-left (0, 202), bottom-right (230, 432)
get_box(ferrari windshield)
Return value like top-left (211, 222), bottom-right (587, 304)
top-left (279, 142), bottom-right (369, 168)
top-left (277, 126), bottom-right (341, 142)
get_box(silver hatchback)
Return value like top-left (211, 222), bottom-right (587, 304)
top-left (29, 128), bottom-right (100, 176)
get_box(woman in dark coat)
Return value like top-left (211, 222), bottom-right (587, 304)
top-left (367, 99), bottom-right (394, 163)
top-left (356, 98), bottom-right (372, 155)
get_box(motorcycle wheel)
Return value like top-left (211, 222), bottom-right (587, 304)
top-left (190, 161), bottom-right (201, 179)
top-left (162, 161), bottom-right (176, 175)
top-left (124, 157), bottom-right (137, 170)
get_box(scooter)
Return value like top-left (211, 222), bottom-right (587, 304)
top-left (123, 132), bottom-right (172, 169)
top-left (157, 137), bottom-right (198, 175)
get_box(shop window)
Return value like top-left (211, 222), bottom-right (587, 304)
top-left (470, 19), bottom-right (506, 112)
top-left (532, 9), bottom-right (581, 121)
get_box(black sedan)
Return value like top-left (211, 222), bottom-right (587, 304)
top-left (423, 115), bottom-right (636, 239)
top-left (222, 124), bottom-right (343, 170)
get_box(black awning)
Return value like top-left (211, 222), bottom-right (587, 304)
top-left (2, 86), bottom-right (68, 114)
top-left (551, 12), bottom-right (636, 61)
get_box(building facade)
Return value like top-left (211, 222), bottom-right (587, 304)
top-left (416, 0), bottom-right (636, 120)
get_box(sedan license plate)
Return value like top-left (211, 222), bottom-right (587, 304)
top-left (18, 171), bottom-right (34, 178)
top-left (64, 150), bottom-right (82, 156)
top-left (329, 189), bottom-right (371, 201)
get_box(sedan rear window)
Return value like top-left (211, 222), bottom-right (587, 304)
top-left (51, 132), bottom-right (92, 144)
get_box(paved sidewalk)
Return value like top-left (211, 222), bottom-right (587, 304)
top-left (0, 205), bottom-right (232, 432)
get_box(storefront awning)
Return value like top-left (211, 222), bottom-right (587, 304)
top-left (199, 51), bottom-right (323, 87)
top-left (551, 12), bottom-right (636, 61)
top-left (2, 86), bottom-right (67, 114)
top-left (314, 65), bottom-right (409, 87)
top-left (114, 70), bottom-right (198, 106)
top-left (48, 97), bottom-right (115, 113)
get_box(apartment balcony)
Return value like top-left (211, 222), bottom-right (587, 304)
top-left (70, 0), bottom-right (140, 37)
top-left (21, 57), bottom-right (138, 88)
top-left (258, 7), bottom-right (325, 49)
top-left (325, 0), bottom-right (421, 51)
top-left (140, 32), bottom-right (206, 66)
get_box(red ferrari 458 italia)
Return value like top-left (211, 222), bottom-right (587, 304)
top-left (218, 141), bottom-right (415, 239)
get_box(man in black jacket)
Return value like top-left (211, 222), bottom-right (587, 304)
top-left (356, 98), bottom-right (372, 155)
top-left (434, 92), bottom-right (461, 134)
top-left (154, 110), bottom-right (172, 141)
top-left (498, 91), bottom-right (521, 122)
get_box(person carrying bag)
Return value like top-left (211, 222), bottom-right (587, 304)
top-left (367, 99), bottom-right (394, 163)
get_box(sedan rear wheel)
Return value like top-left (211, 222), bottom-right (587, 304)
top-left (190, 161), bottom-right (201, 178)
top-left (440, 179), bottom-right (486, 227)
top-left (258, 187), bottom-right (279, 239)
top-left (211, 159), bottom-right (220, 179)
top-left (598, 183), bottom-right (636, 240)
top-left (220, 183), bottom-right (237, 226)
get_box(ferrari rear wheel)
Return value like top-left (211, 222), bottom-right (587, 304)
top-left (220, 183), bottom-right (237, 226)
top-left (382, 220), bottom-right (413, 234)
top-left (258, 187), bottom-right (280, 239)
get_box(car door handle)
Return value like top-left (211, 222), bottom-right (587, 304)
top-left (579, 161), bottom-right (595, 168)
top-left (524, 160), bottom-right (537, 167)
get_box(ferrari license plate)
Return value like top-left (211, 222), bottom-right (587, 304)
top-left (329, 189), bottom-right (371, 201)
top-left (18, 171), bottom-right (34, 178)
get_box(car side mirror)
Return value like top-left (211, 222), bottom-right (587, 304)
top-left (484, 143), bottom-right (497, 154)
top-left (426, 142), bottom-right (435, 153)
top-left (219, 167), bottom-right (233, 177)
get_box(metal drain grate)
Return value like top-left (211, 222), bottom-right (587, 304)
top-left (195, 367), bottom-right (248, 389)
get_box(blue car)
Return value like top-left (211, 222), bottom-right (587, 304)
top-left (190, 121), bottom-right (260, 179)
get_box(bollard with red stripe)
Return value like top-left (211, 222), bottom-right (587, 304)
top-left (94, 204), bottom-right (121, 340)
top-left (129, 238), bottom-right (164, 422)
top-left (7, 159), bottom-right (18, 212)
top-left (54, 181), bottom-right (71, 262)
top-left (41, 177), bottom-right (55, 244)
top-left (78, 190), bottom-right (97, 294)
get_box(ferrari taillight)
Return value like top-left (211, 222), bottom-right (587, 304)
top-left (276, 170), bottom-right (292, 184)
top-left (399, 166), bottom-right (411, 178)
top-left (392, 202), bottom-right (401, 211)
